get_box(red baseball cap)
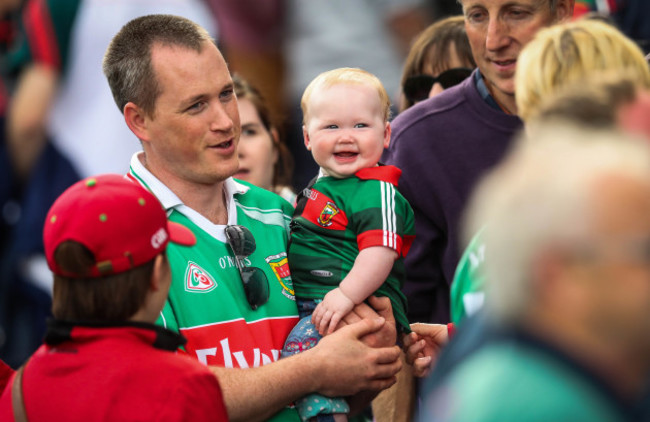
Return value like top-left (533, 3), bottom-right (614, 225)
top-left (44, 174), bottom-right (195, 277)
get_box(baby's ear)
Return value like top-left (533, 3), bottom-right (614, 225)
top-left (303, 125), bottom-right (312, 150)
top-left (383, 121), bottom-right (391, 149)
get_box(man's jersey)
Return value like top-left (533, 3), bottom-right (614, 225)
top-left (451, 229), bottom-right (486, 325)
top-left (129, 154), bottom-right (300, 422)
top-left (289, 165), bottom-right (415, 332)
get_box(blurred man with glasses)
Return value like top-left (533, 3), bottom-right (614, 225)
top-left (103, 14), bottom-right (402, 422)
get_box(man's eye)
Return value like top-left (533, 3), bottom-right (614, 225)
top-left (187, 102), bottom-right (206, 112)
top-left (508, 9), bottom-right (529, 19)
top-left (466, 10), bottom-right (487, 23)
top-left (220, 89), bottom-right (234, 101)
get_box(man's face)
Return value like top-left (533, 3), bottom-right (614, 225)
top-left (141, 41), bottom-right (241, 187)
top-left (461, 0), bottom-right (570, 108)
top-left (575, 174), bottom-right (650, 356)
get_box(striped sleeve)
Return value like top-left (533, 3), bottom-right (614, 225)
top-left (356, 179), bottom-right (414, 256)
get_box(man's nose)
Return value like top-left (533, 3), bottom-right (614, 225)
top-left (210, 103), bottom-right (235, 133)
top-left (485, 17), bottom-right (511, 51)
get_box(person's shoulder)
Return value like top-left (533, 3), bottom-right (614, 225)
top-left (391, 80), bottom-right (472, 134)
top-left (428, 338), bottom-right (621, 422)
top-left (150, 352), bottom-right (228, 421)
top-left (233, 179), bottom-right (294, 213)
top-left (421, 343), bottom-right (547, 421)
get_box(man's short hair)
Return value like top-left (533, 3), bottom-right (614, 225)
top-left (464, 124), bottom-right (650, 322)
top-left (103, 14), bottom-right (214, 117)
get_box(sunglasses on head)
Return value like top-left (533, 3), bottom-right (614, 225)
top-left (224, 225), bottom-right (270, 310)
top-left (403, 68), bottom-right (474, 104)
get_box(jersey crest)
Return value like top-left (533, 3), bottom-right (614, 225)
top-left (301, 189), bottom-right (348, 231)
top-left (184, 261), bottom-right (217, 293)
top-left (265, 252), bottom-right (295, 299)
top-left (318, 202), bottom-right (339, 227)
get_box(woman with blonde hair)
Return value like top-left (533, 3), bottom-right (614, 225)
top-left (515, 18), bottom-right (650, 122)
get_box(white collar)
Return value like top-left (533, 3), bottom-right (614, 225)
top-left (129, 152), bottom-right (250, 241)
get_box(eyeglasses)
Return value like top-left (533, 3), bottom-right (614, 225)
top-left (403, 68), bottom-right (473, 104)
top-left (572, 236), bottom-right (650, 266)
top-left (224, 225), bottom-right (270, 310)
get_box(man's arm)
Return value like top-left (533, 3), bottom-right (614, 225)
top-left (210, 317), bottom-right (401, 422)
top-left (7, 63), bottom-right (58, 181)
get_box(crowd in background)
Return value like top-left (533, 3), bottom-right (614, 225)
top-left (0, 0), bottom-right (649, 421)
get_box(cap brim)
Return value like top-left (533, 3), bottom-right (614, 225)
top-left (167, 221), bottom-right (196, 246)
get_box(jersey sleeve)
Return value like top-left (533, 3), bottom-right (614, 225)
top-left (352, 179), bottom-right (415, 257)
top-left (7, 0), bottom-right (81, 73)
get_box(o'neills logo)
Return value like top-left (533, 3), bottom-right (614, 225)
top-left (318, 202), bottom-right (339, 227)
top-left (265, 252), bottom-right (295, 300)
top-left (185, 261), bottom-right (217, 293)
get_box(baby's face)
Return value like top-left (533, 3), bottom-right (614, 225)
top-left (303, 83), bottom-right (390, 178)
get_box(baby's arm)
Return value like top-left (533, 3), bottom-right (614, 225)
top-left (312, 246), bottom-right (398, 335)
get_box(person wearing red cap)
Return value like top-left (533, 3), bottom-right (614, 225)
top-left (0, 174), bottom-right (228, 421)
top-left (102, 14), bottom-right (402, 422)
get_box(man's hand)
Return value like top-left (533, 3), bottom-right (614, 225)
top-left (339, 296), bottom-right (397, 348)
top-left (311, 317), bottom-right (402, 397)
top-left (403, 323), bottom-right (449, 378)
top-left (312, 287), bottom-right (355, 335)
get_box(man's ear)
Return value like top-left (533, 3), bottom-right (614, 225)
top-left (555, 0), bottom-right (575, 23)
top-left (383, 121), bottom-right (391, 149)
top-left (150, 253), bottom-right (168, 292)
top-left (124, 101), bottom-right (151, 142)
top-left (303, 125), bottom-right (311, 151)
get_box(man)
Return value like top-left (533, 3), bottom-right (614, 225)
top-left (420, 125), bottom-right (650, 421)
top-left (103, 14), bottom-right (401, 422)
top-left (0, 174), bottom-right (228, 421)
top-left (383, 0), bottom-right (574, 324)
top-left (0, 0), bottom-right (216, 369)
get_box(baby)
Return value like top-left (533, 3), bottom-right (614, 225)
top-left (282, 68), bottom-right (414, 422)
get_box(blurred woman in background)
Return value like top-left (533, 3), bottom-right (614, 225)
top-left (233, 75), bottom-right (296, 204)
top-left (399, 16), bottom-right (476, 112)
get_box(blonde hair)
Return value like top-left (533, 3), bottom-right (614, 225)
top-left (515, 19), bottom-right (650, 122)
top-left (301, 67), bottom-right (391, 124)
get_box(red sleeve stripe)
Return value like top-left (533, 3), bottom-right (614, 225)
top-left (402, 234), bottom-right (415, 257)
top-left (24, 0), bottom-right (60, 69)
top-left (358, 230), bottom-right (404, 254)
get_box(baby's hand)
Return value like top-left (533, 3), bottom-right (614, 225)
top-left (312, 288), bottom-right (355, 335)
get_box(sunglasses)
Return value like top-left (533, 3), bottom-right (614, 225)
top-left (224, 225), bottom-right (270, 310)
top-left (403, 68), bottom-right (473, 104)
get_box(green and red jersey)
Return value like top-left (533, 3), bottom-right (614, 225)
top-left (289, 165), bottom-right (415, 332)
top-left (129, 154), bottom-right (300, 422)
top-left (6, 0), bottom-right (81, 74)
